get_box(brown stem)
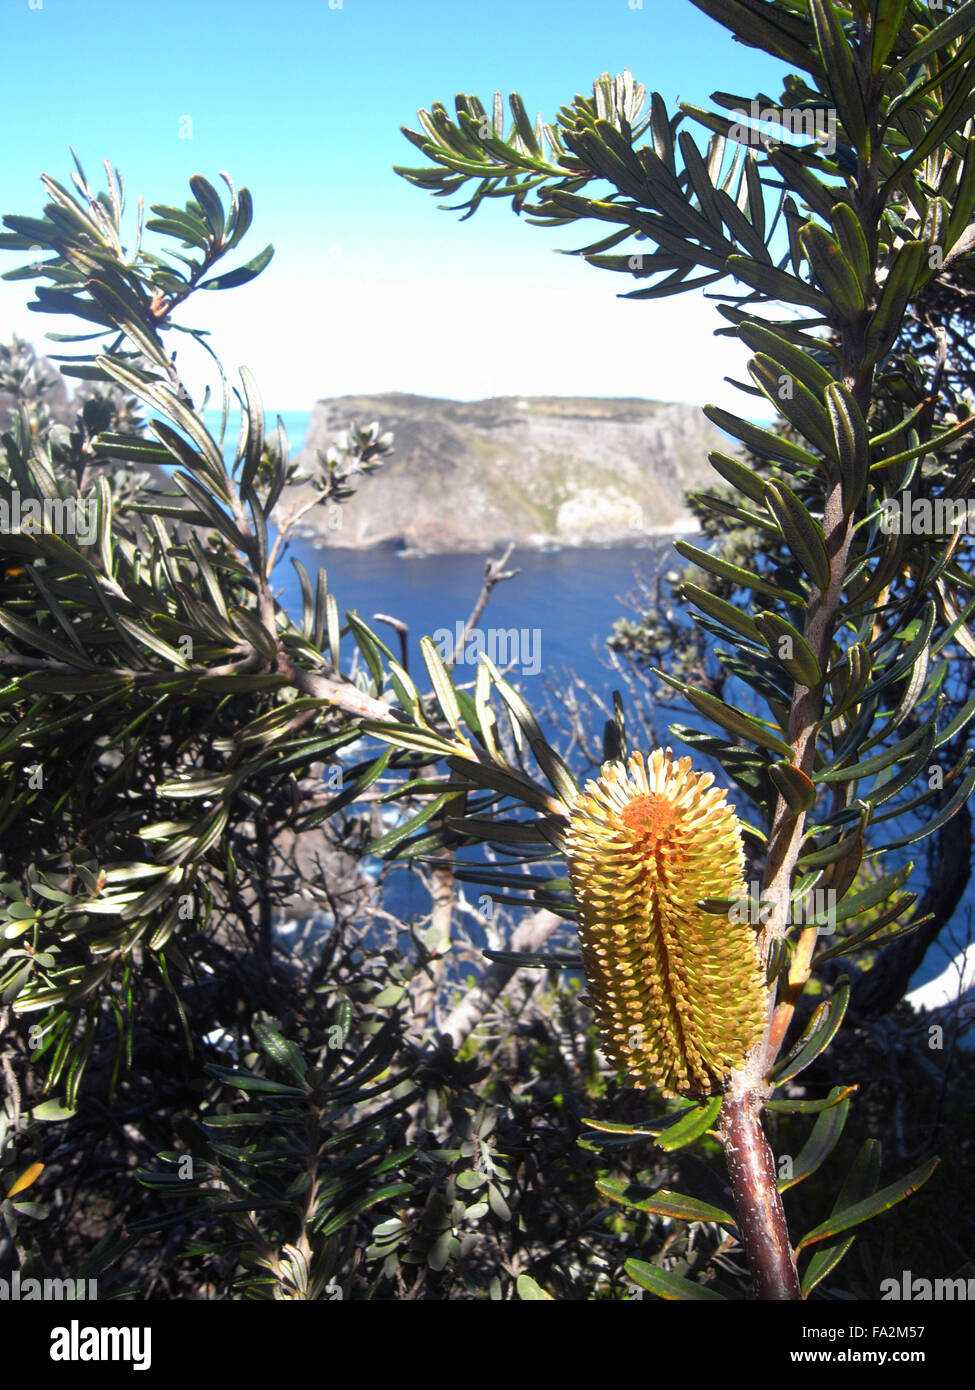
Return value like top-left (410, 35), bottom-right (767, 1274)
top-left (267, 493), bottom-right (324, 575)
top-left (446, 543), bottom-right (520, 670)
top-left (720, 1092), bottom-right (801, 1300)
top-left (729, 475), bottom-right (857, 1103)
top-left (274, 653), bottom-right (393, 721)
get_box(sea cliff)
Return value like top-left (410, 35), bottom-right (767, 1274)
top-left (285, 392), bottom-right (725, 554)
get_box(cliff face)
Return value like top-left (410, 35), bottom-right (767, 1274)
top-left (287, 393), bottom-right (726, 553)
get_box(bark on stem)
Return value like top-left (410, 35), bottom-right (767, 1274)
top-left (720, 1092), bottom-right (801, 1300)
top-left (720, 482), bottom-right (856, 1299)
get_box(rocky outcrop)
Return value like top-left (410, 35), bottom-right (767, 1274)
top-left (285, 393), bottom-right (726, 554)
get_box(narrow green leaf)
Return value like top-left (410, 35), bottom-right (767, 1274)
top-left (869, 411), bottom-right (975, 472)
top-left (325, 592), bottom-right (341, 669)
top-left (306, 565), bottom-right (326, 652)
top-left (148, 418), bottom-right (232, 501)
top-left (678, 130), bottom-right (722, 227)
top-left (725, 254), bottom-right (830, 313)
top-left (830, 203), bottom-right (872, 290)
top-left (772, 978), bottom-right (850, 1084)
top-left (369, 789), bottom-right (459, 857)
top-left (736, 322), bottom-right (835, 399)
top-left (360, 719), bottom-right (459, 760)
top-left (865, 241), bottom-right (926, 361)
top-left (809, 0), bottom-right (868, 148)
top-left (624, 1258), bottom-right (725, 1301)
top-left (706, 449), bottom-right (771, 506)
top-left (97, 356), bottom-right (229, 484)
top-left (685, 0), bottom-right (820, 76)
top-left (206, 1064), bottom-right (305, 1096)
top-left (796, 1156), bottom-right (939, 1251)
top-left (800, 222), bottom-right (865, 317)
top-left (797, 823), bottom-right (864, 869)
top-left (200, 243), bottom-right (274, 291)
top-left (444, 814), bottom-right (556, 846)
top-left (420, 634), bottom-right (467, 740)
top-left (655, 669), bottom-right (793, 757)
top-left (801, 1236), bottom-right (857, 1297)
top-left (653, 1094), bottom-right (723, 1151)
top-left (703, 404), bottom-right (822, 469)
top-left (597, 1178), bottom-right (736, 1231)
top-left (830, 861), bottom-right (914, 925)
top-left (580, 1116), bottom-right (659, 1138)
top-left (826, 642), bottom-right (872, 721)
top-left (481, 658), bottom-right (578, 805)
top-left (889, 0), bottom-right (975, 79)
top-left (675, 538), bottom-right (804, 603)
top-left (378, 662), bottom-right (423, 731)
top-left (238, 365), bottom-right (265, 492)
top-left (445, 755), bottom-right (558, 813)
top-left (815, 900), bottom-right (926, 963)
top-left (825, 382), bottom-right (869, 513)
top-left (764, 480), bottom-right (831, 591)
top-left (815, 708), bottom-right (940, 783)
top-left (755, 611), bottom-right (823, 687)
top-left (767, 1085), bottom-right (858, 1114)
top-left (778, 1090), bottom-right (851, 1192)
top-left (712, 185), bottom-right (770, 264)
top-left (683, 582), bottom-right (762, 642)
top-left (229, 607), bottom-right (278, 662)
top-left (291, 558), bottom-right (314, 640)
top-left (188, 174), bottom-right (225, 239)
top-left (147, 206), bottom-right (211, 247)
top-left (769, 761), bottom-right (818, 813)
top-left (114, 614), bottom-right (190, 668)
top-left (880, 768), bottom-right (975, 851)
top-left (749, 354), bottom-right (835, 457)
top-left (170, 470), bottom-right (244, 547)
top-left (763, 144), bottom-right (840, 222)
top-left (0, 606), bottom-right (99, 668)
top-left (832, 1138), bottom-right (883, 1218)
top-left (226, 186), bottom-right (254, 249)
top-left (346, 613), bottom-right (391, 695)
top-left (253, 1017), bottom-right (308, 1085)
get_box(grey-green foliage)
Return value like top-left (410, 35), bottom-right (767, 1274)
top-left (379, 0), bottom-right (975, 1294)
top-left (3, 0), bottom-right (975, 1298)
top-left (133, 1011), bottom-right (419, 1300)
top-left (0, 161), bottom-right (614, 1304)
top-left (0, 159), bottom-right (397, 1106)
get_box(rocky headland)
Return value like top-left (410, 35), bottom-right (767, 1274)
top-left (284, 393), bottom-right (726, 554)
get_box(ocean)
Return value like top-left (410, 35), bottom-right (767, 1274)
top-left (202, 408), bottom-right (677, 722)
top-left (197, 410), bottom-right (971, 1007)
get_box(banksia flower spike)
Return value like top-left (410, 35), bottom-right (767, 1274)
top-left (566, 748), bottom-right (767, 1098)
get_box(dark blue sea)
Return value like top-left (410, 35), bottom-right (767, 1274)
top-left (199, 411), bottom-right (972, 1010)
top-left (203, 409), bottom-right (677, 737)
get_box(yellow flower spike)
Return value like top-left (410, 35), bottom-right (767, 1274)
top-left (566, 748), bottom-right (767, 1098)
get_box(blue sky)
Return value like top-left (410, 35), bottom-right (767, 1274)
top-left (0, 0), bottom-right (788, 412)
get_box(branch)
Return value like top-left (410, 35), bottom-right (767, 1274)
top-left (274, 653), bottom-right (393, 722)
top-left (437, 909), bottom-right (562, 1049)
top-left (719, 1092), bottom-right (802, 1300)
top-left (446, 543), bottom-right (520, 670)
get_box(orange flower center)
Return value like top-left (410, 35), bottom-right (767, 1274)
top-left (621, 793), bottom-right (679, 841)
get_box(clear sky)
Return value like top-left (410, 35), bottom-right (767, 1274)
top-left (0, 0), bottom-right (788, 413)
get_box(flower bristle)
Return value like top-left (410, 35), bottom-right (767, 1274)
top-left (566, 748), bottom-right (767, 1098)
